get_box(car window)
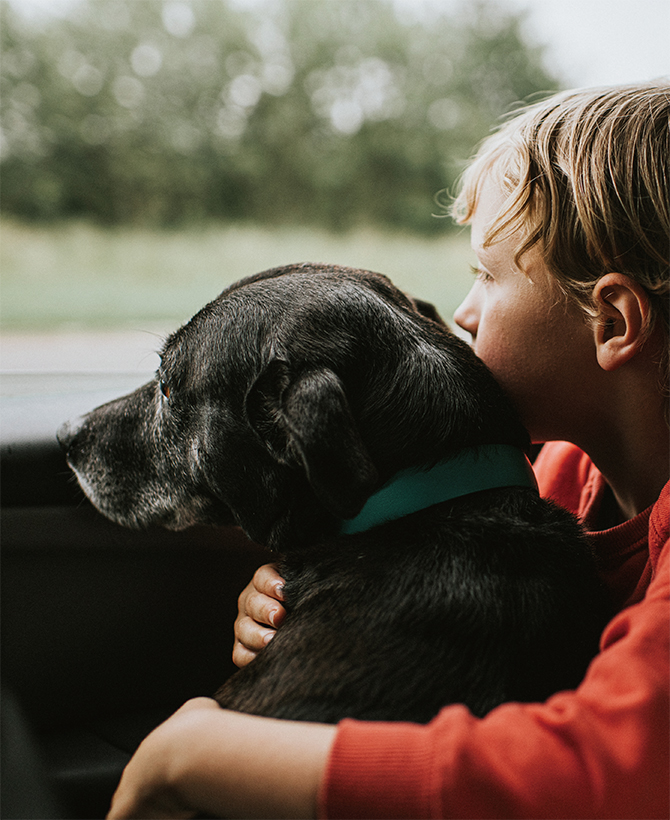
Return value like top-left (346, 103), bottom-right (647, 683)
top-left (0, 331), bottom-right (158, 444)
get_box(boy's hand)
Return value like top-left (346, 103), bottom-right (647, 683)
top-left (107, 698), bottom-right (220, 819)
top-left (107, 697), bottom-right (335, 820)
top-left (233, 563), bottom-right (286, 667)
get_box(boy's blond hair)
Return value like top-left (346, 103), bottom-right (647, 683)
top-left (452, 82), bottom-right (669, 381)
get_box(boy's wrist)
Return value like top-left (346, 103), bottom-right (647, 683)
top-left (109, 697), bottom-right (336, 819)
top-left (166, 702), bottom-right (334, 819)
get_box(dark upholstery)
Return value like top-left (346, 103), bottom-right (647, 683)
top-left (2, 437), bottom-right (270, 818)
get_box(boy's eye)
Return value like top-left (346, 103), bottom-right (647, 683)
top-left (469, 264), bottom-right (493, 283)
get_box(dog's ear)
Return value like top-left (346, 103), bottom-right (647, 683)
top-left (246, 362), bottom-right (378, 519)
top-left (409, 296), bottom-right (447, 326)
top-left (282, 368), bottom-right (379, 518)
top-left (245, 358), bottom-right (292, 458)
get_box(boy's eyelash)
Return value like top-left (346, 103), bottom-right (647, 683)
top-left (469, 264), bottom-right (493, 282)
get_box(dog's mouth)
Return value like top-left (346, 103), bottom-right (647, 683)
top-left (65, 452), bottom-right (236, 532)
top-left (83, 481), bottom-right (234, 531)
top-left (59, 402), bottom-right (242, 531)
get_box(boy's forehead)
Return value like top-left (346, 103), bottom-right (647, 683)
top-left (471, 229), bottom-right (516, 271)
top-left (470, 175), bottom-right (509, 250)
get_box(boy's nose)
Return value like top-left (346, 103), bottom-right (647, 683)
top-left (453, 286), bottom-right (479, 342)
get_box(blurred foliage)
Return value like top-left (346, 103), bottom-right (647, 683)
top-left (0, 219), bottom-right (476, 330)
top-left (0, 0), bottom-right (560, 233)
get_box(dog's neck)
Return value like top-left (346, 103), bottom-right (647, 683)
top-left (339, 444), bottom-right (538, 535)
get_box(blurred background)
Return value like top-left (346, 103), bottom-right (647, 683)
top-left (1, 0), bottom-right (669, 374)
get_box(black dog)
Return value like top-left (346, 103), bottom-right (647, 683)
top-left (60, 264), bottom-right (607, 723)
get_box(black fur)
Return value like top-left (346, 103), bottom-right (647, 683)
top-left (60, 263), bottom-right (608, 723)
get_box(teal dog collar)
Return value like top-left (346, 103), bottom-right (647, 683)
top-left (340, 444), bottom-right (538, 535)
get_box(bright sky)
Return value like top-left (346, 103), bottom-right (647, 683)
top-left (11, 0), bottom-right (670, 89)
top-left (503, 0), bottom-right (670, 87)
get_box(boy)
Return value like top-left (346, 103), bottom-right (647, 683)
top-left (108, 82), bottom-right (669, 819)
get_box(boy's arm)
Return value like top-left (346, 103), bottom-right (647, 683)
top-left (111, 525), bottom-right (668, 819)
top-left (110, 558), bottom-right (668, 820)
top-left (320, 538), bottom-right (670, 819)
top-left (107, 698), bottom-right (336, 820)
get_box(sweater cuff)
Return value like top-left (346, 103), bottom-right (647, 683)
top-left (318, 718), bottom-right (438, 819)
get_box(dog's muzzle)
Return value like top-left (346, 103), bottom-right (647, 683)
top-left (57, 418), bottom-right (85, 461)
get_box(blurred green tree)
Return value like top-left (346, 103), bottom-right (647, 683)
top-left (0, 0), bottom-right (560, 232)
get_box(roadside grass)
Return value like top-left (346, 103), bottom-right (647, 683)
top-left (0, 219), bottom-right (475, 333)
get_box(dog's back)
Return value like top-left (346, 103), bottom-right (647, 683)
top-left (216, 486), bottom-right (606, 723)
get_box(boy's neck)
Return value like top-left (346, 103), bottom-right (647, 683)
top-left (581, 394), bottom-right (668, 521)
top-left (605, 449), bottom-right (668, 522)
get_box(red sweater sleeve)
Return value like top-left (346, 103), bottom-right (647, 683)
top-left (318, 448), bottom-right (670, 819)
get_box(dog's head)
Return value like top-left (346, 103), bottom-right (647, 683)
top-left (60, 264), bottom-right (529, 549)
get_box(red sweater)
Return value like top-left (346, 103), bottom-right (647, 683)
top-left (319, 441), bottom-right (669, 819)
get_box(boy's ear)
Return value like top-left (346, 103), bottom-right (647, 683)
top-left (592, 273), bottom-right (651, 372)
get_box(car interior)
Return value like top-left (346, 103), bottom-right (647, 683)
top-left (1, 371), bottom-right (272, 819)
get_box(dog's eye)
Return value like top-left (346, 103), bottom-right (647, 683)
top-left (159, 379), bottom-right (171, 400)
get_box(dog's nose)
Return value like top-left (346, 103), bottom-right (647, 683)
top-left (57, 417), bottom-right (84, 453)
top-left (57, 421), bottom-right (74, 452)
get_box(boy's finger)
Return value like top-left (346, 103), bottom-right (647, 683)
top-left (251, 563), bottom-right (285, 601)
top-left (247, 590), bottom-right (286, 628)
top-left (235, 615), bottom-right (277, 651)
top-left (232, 639), bottom-right (261, 668)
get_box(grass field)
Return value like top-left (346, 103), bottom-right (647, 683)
top-left (1, 220), bottom-right (476, 333)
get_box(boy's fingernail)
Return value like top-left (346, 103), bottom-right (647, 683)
top-left (263, 630), bottom-right (275, 645)
top-left (268, 608), bottom-right (279, 627)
